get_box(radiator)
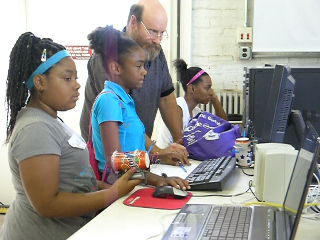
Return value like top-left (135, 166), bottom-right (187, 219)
top-left (216, 89), bottom-right (243, 115)
top-left (175, 83), bottom-right (243, 116)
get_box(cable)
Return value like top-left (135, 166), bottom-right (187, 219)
top-left (192, 191), bottom-right (248, 198)
top-left (301, 212), bottom-right (320, 221)
top-left (304, 202), bottom-right (320, 207)
top-left (310, 206), bottom-right (320, 213)
top-left (145, 212), bottom-right (178, 240)
top-left (236, 164), bottom-right (254, 170)
top-left (239, 166), bottom-right (254, 176)
top-left (231, 193), bottom-right (255, 205)
top-left (192, 180), bottom-right (261, 203)
top-left (305, 173), bottom-right (320, 214)
top-left (244, 201), bottom-right (283, 208)
top-left (192, 185), bottom-right (250, 198)
top-left (248, 180), bottom-right (263, 202)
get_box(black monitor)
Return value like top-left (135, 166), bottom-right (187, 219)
top-left (247, 66), bottom-right (320, 149)
top-left (288, 110), bottom-right (306, 147)
top-left (261, 65), bottom-right (296, 143)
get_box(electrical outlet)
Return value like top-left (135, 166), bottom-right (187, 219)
top-left (240, 46), bottom-right (252, 60)
top-left (237, 27), bottom-right (253, 43)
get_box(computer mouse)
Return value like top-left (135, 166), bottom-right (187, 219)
top-left (153, 186), bottom-right (188, 199)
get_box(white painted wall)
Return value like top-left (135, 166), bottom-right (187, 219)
top-left (0, 0), bottom-right (26, 205)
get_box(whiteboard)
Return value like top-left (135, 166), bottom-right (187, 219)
top-left (253, 0), bottom-right (320, 52)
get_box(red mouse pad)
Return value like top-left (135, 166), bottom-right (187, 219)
top-left (123, 187), bottom-right (192, 210)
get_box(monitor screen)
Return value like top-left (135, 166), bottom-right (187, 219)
top-left (247, 67), bottom-right (320, 149)
top-left (261, 65), bottom-right (296, 143)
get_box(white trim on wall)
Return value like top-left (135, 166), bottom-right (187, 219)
top-left (179, 0), bottom-right (192, 65)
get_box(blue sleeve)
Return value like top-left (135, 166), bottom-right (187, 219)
top-left (94, 93), bottom-right (124, 125)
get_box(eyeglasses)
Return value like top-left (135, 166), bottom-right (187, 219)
top-left (140, 21), bottom-right (168, 39)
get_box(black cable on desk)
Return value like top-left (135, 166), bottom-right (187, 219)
top-left (248, 180), bottom-right (263, 202)
top-left (238, 165), bottom-right (254, 177)
top-left (310, 206), bottom-right (320, 213)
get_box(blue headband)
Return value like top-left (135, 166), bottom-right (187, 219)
top-left (26, 50), bottom-right (71, 90)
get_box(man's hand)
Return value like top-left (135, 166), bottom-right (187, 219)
top-left (158, 143), bottom-right (191, 166)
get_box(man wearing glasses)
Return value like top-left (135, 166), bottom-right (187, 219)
top-left (80, 0), bottom-right (190, 166)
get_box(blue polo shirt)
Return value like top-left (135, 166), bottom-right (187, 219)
top-left (92, 81), bottom-right (146, 172)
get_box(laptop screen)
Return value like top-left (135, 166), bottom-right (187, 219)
top-left (283, 121), bottom-right (319, 239)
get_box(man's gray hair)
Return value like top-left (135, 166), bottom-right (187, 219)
top-left (127, 4), bottom-right (144, 26)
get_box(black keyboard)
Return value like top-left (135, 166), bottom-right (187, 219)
top-left (202, 206), bottom-right (252, 239)
top-left (185, 156), bottom-right (236, 191)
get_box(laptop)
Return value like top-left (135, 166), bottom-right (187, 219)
top-left (163, 122), bottom-right (319, 240)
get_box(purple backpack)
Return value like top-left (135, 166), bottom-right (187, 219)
top-left (183, 112), bottom-right (241, 160)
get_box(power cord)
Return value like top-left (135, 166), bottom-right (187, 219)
top-left (145, 211), bottom-right (178, 240)
top-left (192, 180), bottom-right (263, 203)
top-left (191, 184), bottom-right (250, 198)
top-left (248, 180), bottom-right (263, 202)
top-left (305, 173), bottom-right (320, 215)
top-left (237, 165), bottom-right (254, 176)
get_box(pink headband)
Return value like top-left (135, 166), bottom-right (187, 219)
top-left (187, 69), bottom-right (205, 85)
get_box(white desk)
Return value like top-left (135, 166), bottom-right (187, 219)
top-left (69, 161), bottom-right (320, 240)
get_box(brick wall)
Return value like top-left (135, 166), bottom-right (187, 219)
top-left (190, 0), bottom-right (320, 91)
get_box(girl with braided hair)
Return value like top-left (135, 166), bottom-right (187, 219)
top-left (1, 32), bottom-right (142, 240)
top-left (88, 25), bottom-right (190, 189)
top-left (157, 59), bottom-right (227, 148)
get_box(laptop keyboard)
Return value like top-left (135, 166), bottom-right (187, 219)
top-left (186, 156), bottom-right (236, 191)
top-left (201, 206), bottom-right (252, 240)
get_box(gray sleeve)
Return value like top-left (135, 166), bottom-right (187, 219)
top-left (159, 49), bottom-right (175, 97)
top-left (11, 122), bottom-right (62, 163)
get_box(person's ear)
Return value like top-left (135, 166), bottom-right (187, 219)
top-left (187, 84), bottom-right (195, 94)
top-left (129, 15), bottom-right (139, 31)
top-left (33, 74), bottom-right (47, 92)
top-left (109, 61), bottom-right (121, 76)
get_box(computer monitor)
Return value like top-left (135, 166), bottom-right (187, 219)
top-left (288, 110), bottom-right (306, 147)
top-left (261, 65), bottom-right (296, 143)
top-left (247, 66), bottom-right (320, 149)
top-left (283, 121), bottom-right (320, 239)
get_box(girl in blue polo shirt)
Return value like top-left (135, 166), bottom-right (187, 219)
top-left (89, 26), bottom-right (190, 189)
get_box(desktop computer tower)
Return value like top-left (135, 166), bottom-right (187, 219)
top-left (254, 143), bottom-right (298, 204)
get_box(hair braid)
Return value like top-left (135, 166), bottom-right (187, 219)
top-left (5, 32), bottom-right (65, 142)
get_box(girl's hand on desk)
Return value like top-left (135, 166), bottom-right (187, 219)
top-left (159, 143), bottom-right (191, 166)
top-left (147, 173), bottom-right (190, 191)
top-left (110, 168), bottom-right (142, 198)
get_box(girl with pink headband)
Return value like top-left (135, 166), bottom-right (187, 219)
top-left (157, 59), bottom-right (227, 148)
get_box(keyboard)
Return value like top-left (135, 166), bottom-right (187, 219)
top-left (185, 156), bottom-right (236, 191)
top-left (162, 204), bottom-right (252, 240)
top-left (202, 206), bottom-right (252, 239)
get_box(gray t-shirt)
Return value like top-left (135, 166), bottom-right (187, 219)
top-left (1, 107), bottom-right (98, 240)
top-left (80, 48), bottom-right (174, 141)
